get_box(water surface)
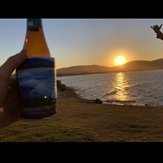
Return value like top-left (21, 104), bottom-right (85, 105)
top-left (58, 70), bottom-right (163, 106)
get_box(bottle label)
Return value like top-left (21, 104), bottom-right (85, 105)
top-left (27, 19), bottom-right (42, 31)
top-left (17, 57), bottom-right (57, 119)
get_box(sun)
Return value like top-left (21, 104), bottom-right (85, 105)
top-left (114, 56), bottom-right (126, 66)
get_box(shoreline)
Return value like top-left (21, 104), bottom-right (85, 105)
top-left (57, 80), bottom-right (162, 107)
top-left (0, 81), bottom-right (163, 142)
top-left (55, 82), bottom-right (163, 142)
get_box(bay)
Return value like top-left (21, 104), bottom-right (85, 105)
top-left (58, 70), bottom-right (163, 106)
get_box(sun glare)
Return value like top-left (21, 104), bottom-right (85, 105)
top-left (114, 56), bottom-right (126, 66)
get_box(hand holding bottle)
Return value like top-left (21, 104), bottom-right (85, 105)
top-left (0, 50), bottom-right (27, 128)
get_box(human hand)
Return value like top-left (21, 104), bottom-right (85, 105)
top-left (150, 24), bottom-right (163, 40)
top-left (150, 24), bottom-right (162, 33)
top-left (0, 50), bottom-right (27, 128)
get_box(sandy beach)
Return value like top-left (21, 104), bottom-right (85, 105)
top-left (0, 84), bottom-right (163, 142)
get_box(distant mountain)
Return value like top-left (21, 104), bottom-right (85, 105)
top-left (57, 58), bottom-right (163, 76)
top-left (116, 58), bottom-right (163, 72)
top-left (57, 65), bottom-right (110, 76)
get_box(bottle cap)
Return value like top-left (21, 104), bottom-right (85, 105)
top-left (27, 19), bottom-right (42, 31)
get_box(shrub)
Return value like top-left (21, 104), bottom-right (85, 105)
top-left (95, 98), bottom-right (103, 104)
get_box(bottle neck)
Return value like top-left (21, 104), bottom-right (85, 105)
top-left (27, 19), bottom-right (42, 31)
top-left (23, 18), bottom-right (51, 57)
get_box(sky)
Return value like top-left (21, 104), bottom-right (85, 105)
top-left (0, 18), bottom-right (163, 69)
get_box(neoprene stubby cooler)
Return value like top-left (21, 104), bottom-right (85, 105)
top-left (16, 19), bottom-right (57, 119)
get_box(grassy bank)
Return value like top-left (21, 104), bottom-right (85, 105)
top-left (0, 83), bottom-right (163, 142)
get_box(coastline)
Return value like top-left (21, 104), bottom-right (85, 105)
top-left (0, 81), bottom-right (163, 142)
top-left (57, 80), bottom-right (163, 108)
top-left (55, 82), bottom-right (163, 142)
top-left (57, 71), bottom-right (163, 107)
top-left (57, 80), bottom-right (160, 107)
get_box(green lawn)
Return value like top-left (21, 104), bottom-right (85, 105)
top-left (0, 94), bottom-right (163, 142)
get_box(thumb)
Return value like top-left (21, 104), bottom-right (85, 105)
top-left (1, 50), bottom-right (27, 75)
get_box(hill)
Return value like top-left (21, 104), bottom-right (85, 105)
top-left (115, 59), bottom-right (163, 72)
top-left (57, 58), bottom-right (163, 76)
top-left (57, 65), bottom-right (111, 76)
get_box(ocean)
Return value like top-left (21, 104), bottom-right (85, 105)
top-left (58, 70), bottom-right (163, 106)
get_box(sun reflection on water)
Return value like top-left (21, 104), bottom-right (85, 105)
top-left (114, 72), bottom-right (130, 102)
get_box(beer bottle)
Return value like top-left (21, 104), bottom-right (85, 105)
top-left (17, 18), bottom-right (57, 119)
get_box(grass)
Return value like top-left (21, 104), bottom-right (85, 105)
top-left (0, 84), bottom-right (163, 142)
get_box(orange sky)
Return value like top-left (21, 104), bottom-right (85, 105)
top-left (0, 19), bottom-right (163, 68)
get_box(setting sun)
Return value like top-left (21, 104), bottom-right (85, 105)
top-left (114, 56), bottom-right (126, 66)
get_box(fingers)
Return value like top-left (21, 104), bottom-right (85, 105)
top-left (0, 77), bottom-right (21, 127)
top-left (1, 49), bottom-right (27, 76)
top-left (0, 50), bottom-right (26, 106)
top-left (151, 24), bottom-right (162, 30)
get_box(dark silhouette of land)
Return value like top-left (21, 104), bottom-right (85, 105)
top-left (57, 58), bottom-right (163, 76)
